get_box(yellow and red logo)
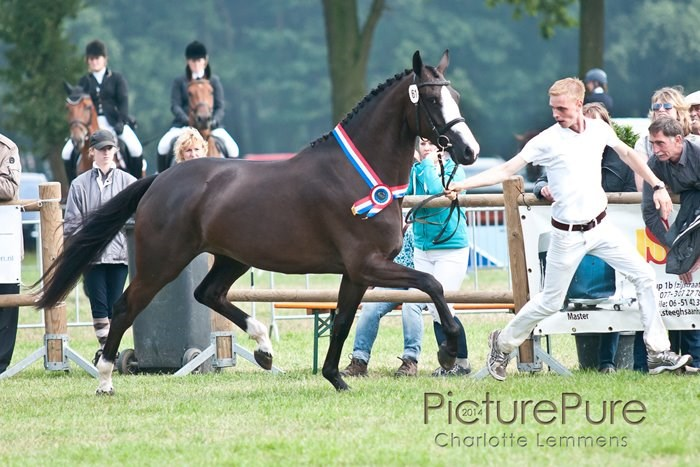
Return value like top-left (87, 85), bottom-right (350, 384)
top-left (637, 227), bottom-right (668, 265)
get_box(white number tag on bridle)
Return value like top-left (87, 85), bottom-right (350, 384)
top-left (408, 84), bottom-right (419, 104)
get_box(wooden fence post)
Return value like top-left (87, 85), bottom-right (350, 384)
top-left (502, 176), bottom-right (535, 364)
top-left (39, 182), bottom-right (68, 368)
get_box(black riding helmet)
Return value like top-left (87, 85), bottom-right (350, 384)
top-left (185, 41), bottom-right (207, 60)
top-left (85, 39), bottom-right (107, 58)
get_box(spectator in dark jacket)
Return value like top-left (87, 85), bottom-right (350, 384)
top-left (583, 68), bottom-right (613, 113)
top-left (641, 117), bottom-right (700, 372)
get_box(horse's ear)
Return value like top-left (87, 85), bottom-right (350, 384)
top-left (436, 49), bottom-right (450, 74)
top-left (412, 50), bottom-right (423, 76)
top-left (63, 81), bottom-right (73, 96)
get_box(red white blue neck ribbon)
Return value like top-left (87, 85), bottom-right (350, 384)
top-left (332, 123), bottom-right (408, 218)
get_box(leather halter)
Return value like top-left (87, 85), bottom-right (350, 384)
top-left (66, 95), bottom-right (94, 144)
top-left (188, 80), bottom-right (213, 124)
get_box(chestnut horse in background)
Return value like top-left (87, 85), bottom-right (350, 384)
top-left (64, 82), bottom-right (126, 182)
top-left (64, 82), bottom-right (101, 181)
top-left (187, 79), bottom-right (224, 158)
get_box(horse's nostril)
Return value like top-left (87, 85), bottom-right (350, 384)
top-left (464, 147), bottom-right (477, 165)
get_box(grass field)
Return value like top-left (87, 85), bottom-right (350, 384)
top-left (3, 255), bottom-right (699, 465)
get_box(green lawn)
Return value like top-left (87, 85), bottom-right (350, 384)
top-left (5, 252), bottom-right (698, 465)
top-left (4, 311), bottom-right (700, 465)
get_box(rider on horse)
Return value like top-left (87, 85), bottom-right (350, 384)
top-left (157, 41), bottom-right (239, 171)
top-left (61, 40), bottom-right (143, 178)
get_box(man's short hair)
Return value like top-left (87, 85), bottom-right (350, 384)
top-left (549, 78), bottom-right (585, 101)
top-left (649, 117), bottom-right (684, 138)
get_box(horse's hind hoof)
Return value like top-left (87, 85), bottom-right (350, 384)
top-left (95, 387), bottom-right (115, 396)
top-left (437, 345), bottom-right (456, 370)
top-left (254, 350), bottom-right (273, 370)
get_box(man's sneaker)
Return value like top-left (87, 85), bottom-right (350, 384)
top-left (432, 362), bottom-right (471, 377)
top-left (340, 357), bottom-right (368, 377)
top-left (395, 357), bottom-right (418, 377)
top-left (487, 330), bottom-right (509, 381)
top-left (647, 350), bottom-right (692, 374)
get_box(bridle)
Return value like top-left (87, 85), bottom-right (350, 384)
top-left (410, 75), bottom-right (465, 152)
top-left (188, 80), bottom-right (214, 129)
top-left (66, 94), bottom-right (94, 148)
top-left (404, 74), bottom-right (466, 244)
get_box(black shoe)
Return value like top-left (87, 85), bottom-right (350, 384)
top-left (432, 363), bottom-right (471, 377)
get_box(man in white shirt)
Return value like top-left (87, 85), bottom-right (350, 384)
top-left (448, 77), bottom-right (692, 380)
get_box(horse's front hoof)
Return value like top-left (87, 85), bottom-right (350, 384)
top-left (437, 345), bottom-right (456, 370)
top-left (95, 387), bottom-right (115, 396)
top-left (333, 377), bottom-right (350, 391)
top-left (254, 350), bottom-right (273, 370)
top-left (322, 367), bottom-right (350, 391)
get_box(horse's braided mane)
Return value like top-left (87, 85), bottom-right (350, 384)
top-left (310, 69), bottom-right (412, 147)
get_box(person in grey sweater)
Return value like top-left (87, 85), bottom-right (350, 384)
top-left (64, 129), bottom-right (136, 365)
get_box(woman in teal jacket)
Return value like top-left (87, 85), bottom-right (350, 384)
top-left (407, 138), bottom-right (471, 376)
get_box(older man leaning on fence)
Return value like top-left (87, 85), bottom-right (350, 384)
top-left (0, 132), bottom-right (22, 375)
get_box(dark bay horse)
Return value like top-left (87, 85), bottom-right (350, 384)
top-left (187, 79), bottom-right (223, 158)
top-left (37, 50), bottom-right (480, 394)
top-left (64, 82), bottom-right (101, 181)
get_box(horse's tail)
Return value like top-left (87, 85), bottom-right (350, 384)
top-left (34, 175), bottom-right (158, 310)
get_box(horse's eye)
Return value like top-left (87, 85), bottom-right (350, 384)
top-left (430, 97), bottom-right (439, 106)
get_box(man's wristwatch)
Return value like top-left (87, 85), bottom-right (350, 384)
top-left (653, 181), bottom-right (666, 191)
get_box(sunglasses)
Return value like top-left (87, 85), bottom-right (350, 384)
top-left (651, 102), bottom-right (674, 111)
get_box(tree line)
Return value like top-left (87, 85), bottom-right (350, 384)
top-left (1, 0), bottom-right (699, 186)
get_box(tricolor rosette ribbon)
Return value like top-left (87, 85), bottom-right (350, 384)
top-left (333, 123), bottom-right (408, 218)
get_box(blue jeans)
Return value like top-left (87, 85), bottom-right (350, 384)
top-left (433, 316), bottom-right (468, 359)
top-left (351, 296), bottom-right (424, 363)
top-left (670, 330), bottom-right (700, 368)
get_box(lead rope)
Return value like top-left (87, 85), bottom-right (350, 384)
top-left (404, 146), bottom-right (463, 245)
